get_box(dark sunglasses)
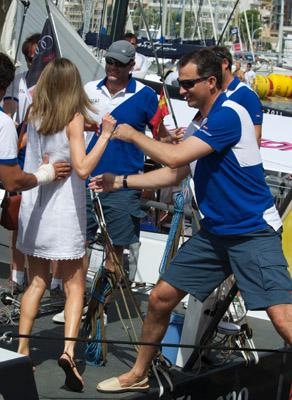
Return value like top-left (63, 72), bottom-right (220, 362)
top-left (177, 76), bottom-right (209, 90)
top-left (105, 57), bottom-right (130, 68)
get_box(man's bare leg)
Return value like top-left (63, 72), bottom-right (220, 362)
top-left (112, 280), bottom-right (186, 386)
top-left (267, 303), bottom-right (292, 345)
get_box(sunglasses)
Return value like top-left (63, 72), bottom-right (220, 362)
top-left (105, 57), bottom-right (131, 68)
top-left (177, 76), bottom-right (209, 90)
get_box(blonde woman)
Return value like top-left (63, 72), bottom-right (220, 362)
top-left (16, 58), bottom-right (116, 392)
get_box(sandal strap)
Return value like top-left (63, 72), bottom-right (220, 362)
top-left (61, 351), bottom-right (76, 368)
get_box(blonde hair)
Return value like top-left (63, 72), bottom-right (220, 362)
top-left (30, 58), bottom-right (93, 135)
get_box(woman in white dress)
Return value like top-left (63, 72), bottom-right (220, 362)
top-left (16, 58), bottom-right (116, 392)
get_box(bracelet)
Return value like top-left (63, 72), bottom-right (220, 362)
top-left (122, 175), bottom-right (128, 189)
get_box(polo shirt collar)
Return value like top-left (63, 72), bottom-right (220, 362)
top-left (96, 77), bottom-right (136, 93)
top-left (227, 76), bottom-right (240, 91)
top-left (208, 92), bottom-right (227, 116)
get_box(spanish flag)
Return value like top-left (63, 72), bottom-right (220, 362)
top-left (151, 88), bottom-right (169, 139)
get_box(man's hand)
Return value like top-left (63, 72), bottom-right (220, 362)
top-left (89, 173), bottom-right (122, 192)
top-left (161, 128), bottom-right (185, 144)
top-left (42, 154), bottom-right (71, 181)
top-left (112, 124), bottom-right (138, 143)
top-left (84, 121), bottom-right (99, 134)
top-left (53, 161), bottom-right (72, 180)
top-left (169, 127), bottom-right (185, 143)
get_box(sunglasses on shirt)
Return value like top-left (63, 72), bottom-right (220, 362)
top-left (105, 57), bottom-right (131, 68)
top-left (177, 76), bottom-right (209, 90)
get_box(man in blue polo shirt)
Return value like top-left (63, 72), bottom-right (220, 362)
top-left (84, 40), bottom-right (159, 277)
top-left (211, 45), bottom-right (263, 146)
top-left (91, 48), bottom-right (292, 393)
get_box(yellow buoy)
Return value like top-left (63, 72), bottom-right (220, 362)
top-left (268, 74), bottom-right (292, 97)
top-left (252, 75), bottom-right (272, 99)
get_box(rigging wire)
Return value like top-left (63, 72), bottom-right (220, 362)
top-left (0, 330), bottom-right (291, 355)
top-left (137, 0), bottom-right (178, 128)
top-left (217, 0), bottom-right (240, 45)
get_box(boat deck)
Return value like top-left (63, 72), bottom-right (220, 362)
top-left (0, 262), bottom-right (291, 400)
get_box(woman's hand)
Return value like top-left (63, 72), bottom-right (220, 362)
top-left (101, 113), bottom-right (116, 139)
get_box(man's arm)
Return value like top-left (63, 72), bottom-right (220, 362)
top-left (0, 164), bottom-right (37, 191)
top-left (113, 124), bottom-right (213, 168)
top-left (89, 165), bottom-right (190, 193)
top-left (0, 160), bottom-right (71, 192)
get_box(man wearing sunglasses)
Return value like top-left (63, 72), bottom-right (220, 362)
top-left (84, 40), bottom-right (159, 279)
top-left (91, 48), bottom-right (292, 393)
top-left (210, 45), bottom-right (263, 147)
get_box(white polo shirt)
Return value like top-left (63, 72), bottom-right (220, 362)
top-left (4, 71), bottom-right (30, 124)
top-left (0, 110), bottom-right (18, 164)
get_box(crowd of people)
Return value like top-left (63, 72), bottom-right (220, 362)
top-left (0, 34), bottom-right (291, 394)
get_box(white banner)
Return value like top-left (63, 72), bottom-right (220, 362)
top-left (164, 99), bottom-right (292, 174)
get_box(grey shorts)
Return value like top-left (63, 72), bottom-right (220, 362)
top-left (162, 227), bottom-right (292, 310)
top-left (98, 190), bottom-right (146, 246)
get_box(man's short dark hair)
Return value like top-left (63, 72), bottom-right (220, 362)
top-left (210, 45), bottom-right (233, 71)
top-left (247, 62), bottom-right (252, 68)
top-left (0, 52), bottom-right (15, 91)
top-left (178, 48), bottom-right (223, 89)
top-left (123, 32), bottom-right (137, 43)
top-left (22, 33), bottom-right (41, 59)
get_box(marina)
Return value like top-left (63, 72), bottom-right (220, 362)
top-left (0, 0), bottom-right (292, 399)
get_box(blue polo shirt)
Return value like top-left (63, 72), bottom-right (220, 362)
top-left (226, 76), bottom-right (263, 125)
top-left (85, 78), bottom-right (158, 176)
top-left (192, 93), bottom-right (280, 235)
top-left (0, 108), bottom-right (18, 165)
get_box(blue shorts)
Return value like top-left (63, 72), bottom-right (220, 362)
top-left (97, 190), bottom-right (146, 246)
top-left (162, 227), bottom-right (292, 310)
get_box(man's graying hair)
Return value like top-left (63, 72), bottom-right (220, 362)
top-left (178, 48), bottom-right (223, 89)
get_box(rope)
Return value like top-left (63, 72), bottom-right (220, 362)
top-left (0, 331), bottom-right (291, 354)
top-left (159, 190), bottom-right (185, 276)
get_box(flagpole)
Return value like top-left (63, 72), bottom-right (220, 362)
top-left (44, 0), bottom-right (62, 57)
top-left (137, 0), bottom-right (178, 129)
top-left (14, 1), bottom-right (30, 64)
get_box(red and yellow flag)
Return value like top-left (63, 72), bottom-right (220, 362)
top-left (151, 88), bottom-right (169, 139)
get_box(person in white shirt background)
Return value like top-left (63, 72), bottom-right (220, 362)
top-left (244, 62), bottom-right (256, 88)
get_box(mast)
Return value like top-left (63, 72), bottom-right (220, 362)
top-left (243, 8), bottom-right (254, 61)
top-left (111, 0), bottom-right (129, 41)
top-left (180, 0), bottom-right (186, 39)
top-left (162, 0), bottom-right (168, 39)
top-left (277, 0), bottom-right (284, 66)
top-left (83, 0), bottom-right (93, 40)
top-left (207, 0), bottom-right (218, 43)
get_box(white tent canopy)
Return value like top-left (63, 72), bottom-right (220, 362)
top-left (1, 0), bottom-right (105, 84)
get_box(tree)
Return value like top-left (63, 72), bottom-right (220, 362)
top-left (239, 9), bottom-right (261, 46)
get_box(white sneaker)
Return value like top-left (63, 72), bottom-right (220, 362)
top-left (52, 305), bottom-right (88, 324)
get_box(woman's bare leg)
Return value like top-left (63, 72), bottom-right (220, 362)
top-left (59, 258), bottom-right (85, 383)
top-left (11, 230), bottom-right (26, 293)
top-left (17, 256), bottom-right (50, 356)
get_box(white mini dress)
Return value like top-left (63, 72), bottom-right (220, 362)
top-left (17, 122), bottom-right (86, 260)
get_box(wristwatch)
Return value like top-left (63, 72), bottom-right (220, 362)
top-left (123, 175), bottom-right (128, 189)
